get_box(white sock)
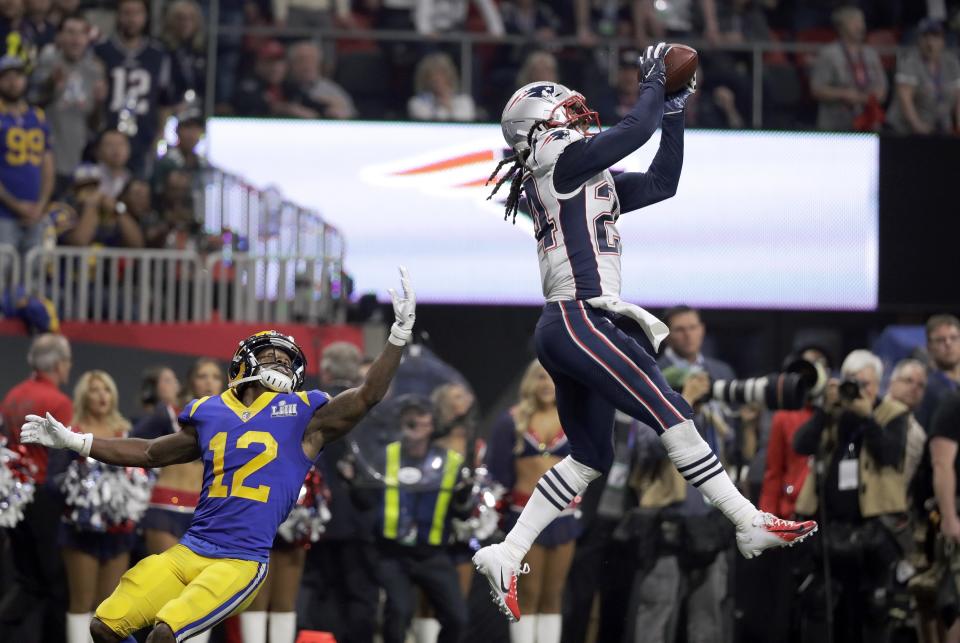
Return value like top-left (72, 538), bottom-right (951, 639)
top-left (67, 612), bottom-right (92, 643)
top-left (510, 614), bottom-right (538, 643)
top-left (503, 456), bottom-right (599, 564)
top-left (268, 611), bottom-right (297, 643)
top-left (240, 610), bottom-right (267, 643)
top-left (660, 419), bottom-right (756, 528)
top-left (412, 617), bottom-right (441, 643)
top-left (537, 614), bottom-right (561, 643)
top-left (192, 631), bottom-right (211, 643)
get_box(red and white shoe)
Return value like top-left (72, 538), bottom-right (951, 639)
top-left (473, 543), bottom-right (529, 622)
top-left (736, 511), bottom-right (818, 559)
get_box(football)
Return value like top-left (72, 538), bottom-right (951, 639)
top-left (665, 44), bottom-right (698, 93)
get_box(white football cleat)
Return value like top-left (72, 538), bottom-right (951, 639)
top-left (736, 511), bottom-right (818, 559)
top-left (473, 543), bottom-right (529, 622)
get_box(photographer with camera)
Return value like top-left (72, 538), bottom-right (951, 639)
top-left (624, 366), bottom-right (734, 643)
top-left (792, 350), bottom-right (910, 643)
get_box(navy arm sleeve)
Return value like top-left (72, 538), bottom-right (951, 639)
top-left (612, 112), bottom-right (685, 213)
top-left (553, 81), bottom-right (666, 194)
top-left (484, 412), bottom-right (518, 490)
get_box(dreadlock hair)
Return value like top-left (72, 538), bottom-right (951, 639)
top-left (486, 119), bottom-right (550, 224)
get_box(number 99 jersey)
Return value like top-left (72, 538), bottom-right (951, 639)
top-left (525, 127), bottom-right (622, 303)
top-left (177, 388), bottom-right (330, 563)
top-left (0, 106), bottom-right (50, 220)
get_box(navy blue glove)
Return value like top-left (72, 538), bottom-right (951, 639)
top-left (665, 71), bottom-right (697, 115)
top-left (637, 42), bottom-right (667, 88)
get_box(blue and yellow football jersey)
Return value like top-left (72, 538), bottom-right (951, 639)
top-left (0, 104), bottom-right (51, 220)
top-left (177, 388), bottom-right (329, 563)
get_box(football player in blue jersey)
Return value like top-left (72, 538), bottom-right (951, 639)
top-left (473, 44), bottom-right (818, 622)
top-left (21, 267), bottom-right (417, 643)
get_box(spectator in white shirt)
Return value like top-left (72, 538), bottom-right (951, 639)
top-left (408, 52), bottom-right (476, 121)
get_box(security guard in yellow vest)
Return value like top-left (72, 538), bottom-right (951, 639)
top-left (375, 396), bottom-right (469, 643)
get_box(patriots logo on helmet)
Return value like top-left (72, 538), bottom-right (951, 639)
top-left (523, 84), bottom-right (557, 99)
top-left (506, 84), bottom-right (559, 110)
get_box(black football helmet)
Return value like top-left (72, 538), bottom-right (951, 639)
top-left (228, 330), bottom-right (307, 393)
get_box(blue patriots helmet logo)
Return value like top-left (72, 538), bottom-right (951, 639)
top-left (522, 84), bottom-right (558, 99)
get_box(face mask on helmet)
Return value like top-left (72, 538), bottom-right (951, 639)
top-left (228, 331), bottom-right (306, 394)
top-left (254, 368), bottom-right (295, 393)
top-left (548, 94), bottom-right (600, 134)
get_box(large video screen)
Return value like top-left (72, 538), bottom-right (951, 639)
top-left (206, 120), bottom-right (878, 310)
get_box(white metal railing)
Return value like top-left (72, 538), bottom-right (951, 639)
top-left (0, 244), bottom-right (19, 296)
top-left (202, 253), bottom-right (343, 324)
top-left (200, 168), bottom-right (338, 260)
top-left (23, 247), bottom-right (203, 323)
top-left (19, 247), bottom-right (347, 325)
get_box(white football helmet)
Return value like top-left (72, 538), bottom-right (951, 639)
top-left (500, 82), bottom-right (599, 153)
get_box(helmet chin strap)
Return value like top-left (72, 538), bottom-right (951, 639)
top-left (230, 369), bottom-right (294, 394)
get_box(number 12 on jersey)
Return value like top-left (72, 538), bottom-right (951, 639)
top-left (208, 431), bottom-right (277, 503)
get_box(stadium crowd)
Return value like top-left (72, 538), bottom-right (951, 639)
top-left (0, 0), bottom-right (958, 256)
top-left (1, 310), bottom-right (960, 643)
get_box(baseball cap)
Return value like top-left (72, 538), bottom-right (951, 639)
top-left (0, 55), bottom-right (26, 74)
top-left (176, 106), bottom-right (205, 128)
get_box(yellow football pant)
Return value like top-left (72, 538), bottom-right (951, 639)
top-left (95, 544), bottom-right (267, 642)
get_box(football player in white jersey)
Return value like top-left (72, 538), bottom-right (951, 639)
top-left (473, 44), bottom-right (818, 624)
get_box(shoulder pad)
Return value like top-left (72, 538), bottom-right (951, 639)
top-left (529, 128), bottom-right (585, 176)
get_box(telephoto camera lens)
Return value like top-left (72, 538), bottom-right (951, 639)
top-left (838, 379), bottom-right (862, 401)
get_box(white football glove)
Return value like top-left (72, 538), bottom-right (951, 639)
top-left (387, 265), bottom-right (416, 347)
top-left (21, 412), bottom-right (92, 456)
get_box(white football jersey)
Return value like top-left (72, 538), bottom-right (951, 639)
top-left (525, 128), bottom-right (622, 302)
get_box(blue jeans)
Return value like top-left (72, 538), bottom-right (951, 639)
top-left (0, 216), bottom-right (45, 255)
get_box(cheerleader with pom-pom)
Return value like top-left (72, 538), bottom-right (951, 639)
top-left (0, 439), bottom-right (37, 528)
top-left (53, 371), bottom-right (147, 643)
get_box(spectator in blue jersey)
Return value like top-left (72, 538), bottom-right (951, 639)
top-left (160, 0), bottom-right (206, 106)
top-left (916, 314), bottom-right (960, 429)
top-left (29, 13), bottom-right (106, 197)
top-left (94, 0), bottom-right (175, 176)
top-left (0, 55), bottom-right (54, 254)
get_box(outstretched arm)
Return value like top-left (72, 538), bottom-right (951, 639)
top-left (612, 110), bottom-right (684, 212)
top-left (554, 82), bottom-right (665, 194)
top-left (552, 43), bottom-right (669, 194)
top-left (20, 412), bottom-right (201, 467)
top-left (303, 267), bottom-right (416, 457)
